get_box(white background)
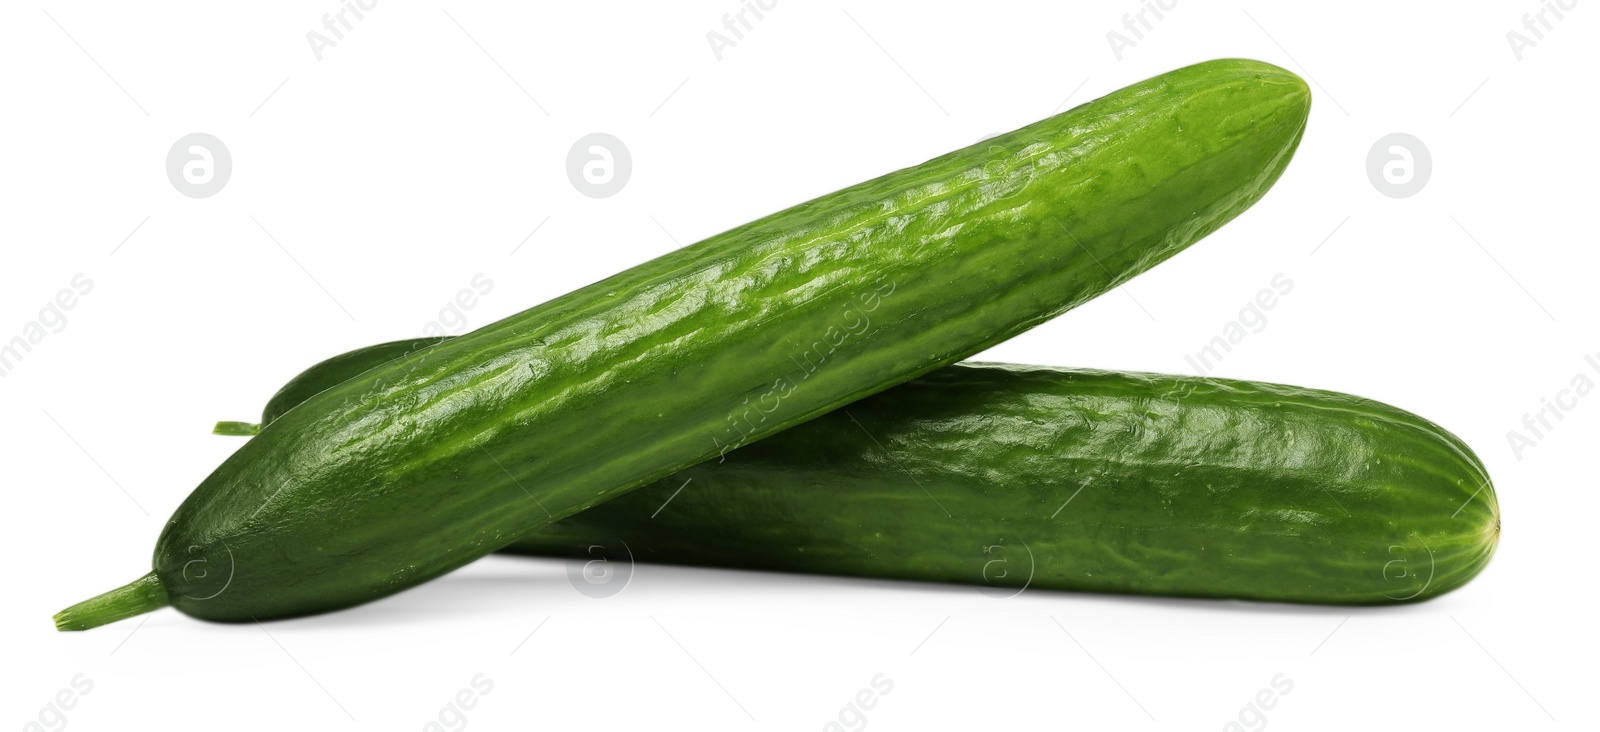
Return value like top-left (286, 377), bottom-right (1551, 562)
top-left (2, 1), bottom-right (1593, 730)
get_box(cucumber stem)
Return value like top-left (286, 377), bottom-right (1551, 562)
top-left (54, 572), bottom-right (168, 631)
top-left (213, 421), bottom-right (261, 436)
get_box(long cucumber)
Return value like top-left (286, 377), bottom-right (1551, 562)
top-left (58, 59), bottom-right (1311, 628)
top-left (504, 364), bottom-right (1496, 604)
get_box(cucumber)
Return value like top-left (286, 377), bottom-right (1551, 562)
top-left (57, 59), bottom-right (1312, 628)
top-left (238, 348), bottom-right (1498, 604)
top-left (505, 364), bottom-right (1497, 604)
top-left (212, 338), bottom-right (449, 436)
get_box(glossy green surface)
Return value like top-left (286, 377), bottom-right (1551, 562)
top-left (507, 365), bottom-right (1498, 604)
top-left (81, 59), bottom-right (1311, 625)
top-left (262, 338), bottom-right (447, 427)
top-left (253, 352), bottom-right (1498, 604)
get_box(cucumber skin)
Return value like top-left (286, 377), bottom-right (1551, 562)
top-left (154, 59), bottom-right (1312, 621)
top-left (257, 350), bottom-right (1497, 604)
top-left (507, 364), bottom-right (1497, 604)
top-left (261, 338), bottom-right (447, 427)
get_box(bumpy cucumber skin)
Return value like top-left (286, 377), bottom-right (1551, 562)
top-left (155, 59), bottom-right (1312, 621)
top-left (511, 364), bottom-right (1497, 604)
top-left (261, 338), bottom-right (447, 426)
top-left (258, 347), bottom-right (1497, 604)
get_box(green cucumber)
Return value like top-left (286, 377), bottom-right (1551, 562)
top-left (505, 364), bottom-right (1497, 604)
top-left (239, 347), bottom-right (1498, 604)
top-left (57, 59), bottom-right (1311, 629)
top-left (212, 337), bottom-right (449, 436)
